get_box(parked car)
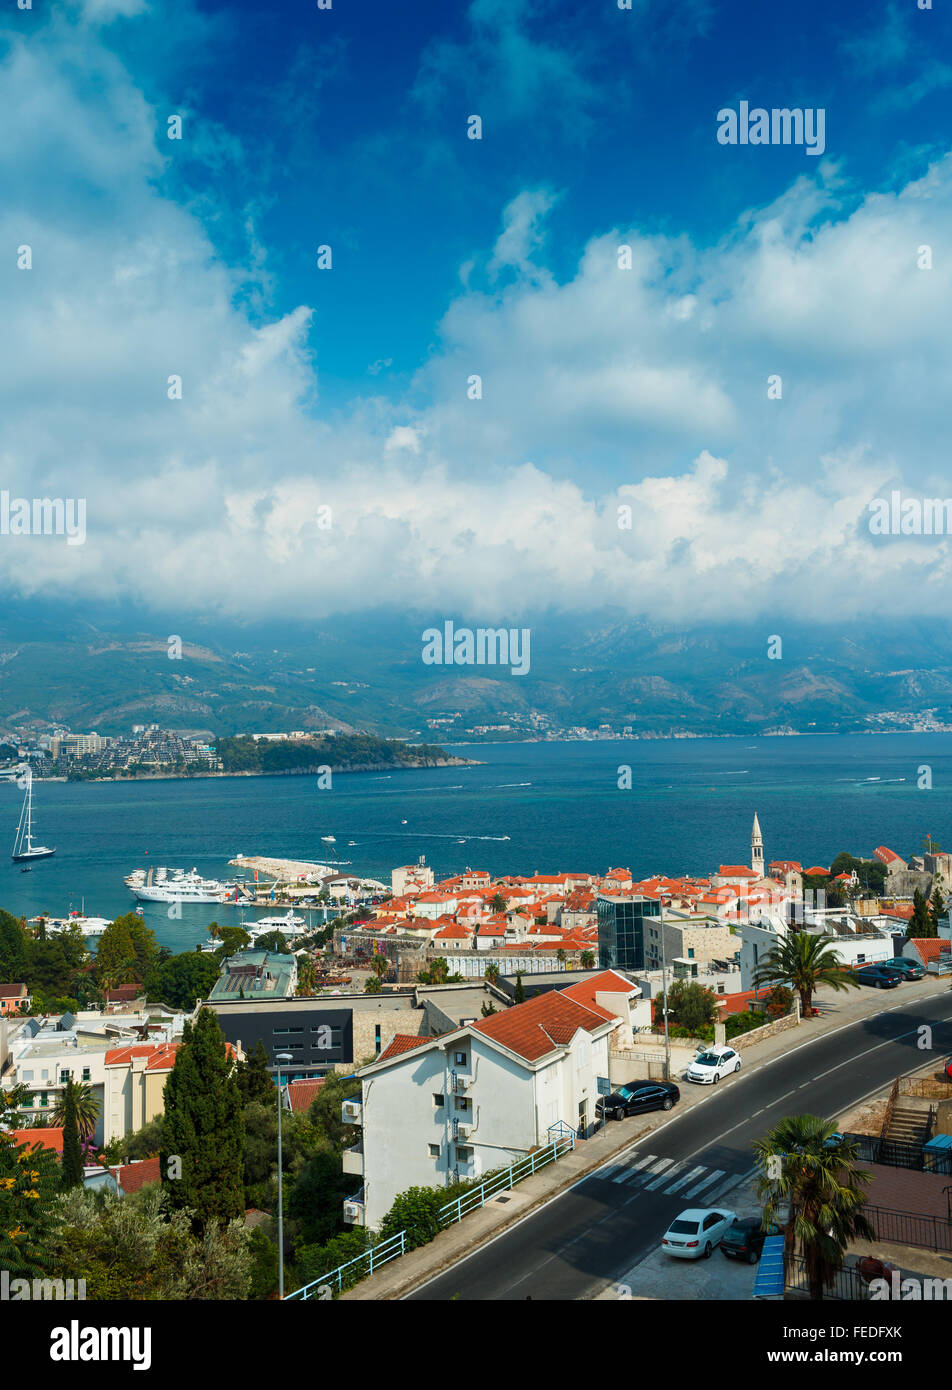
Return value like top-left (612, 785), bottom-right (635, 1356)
top-left (685, 1045), bottom-right (742, 1085)
top-left (662, 1207), bottom-right (738, 1259)
top-left (886, 958), bottom-right (925, 980)
top-left (596, 1080), bottom-right (680, 1121)
top-left (854, 964), bottom-right (903, 988)
top-left (720, 1216), bottom-right (783, 1263)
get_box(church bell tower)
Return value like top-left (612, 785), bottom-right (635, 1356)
top-left (751, 812), bottom-right (764, 877)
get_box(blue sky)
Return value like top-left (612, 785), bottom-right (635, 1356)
top-left (1, 0), bottom-right (952, 625)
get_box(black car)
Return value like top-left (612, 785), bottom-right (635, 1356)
top-left (854, 964), bottom-right (903, 988)
top-left (595, 1080), bottom-right (680, 1121)
top-left (886, 958), bottom-right (925, 980)
top-left (720, 1217), bottom-right (782, 1263)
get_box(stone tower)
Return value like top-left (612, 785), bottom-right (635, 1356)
top-left (751, 812), bottom-right (764, 877)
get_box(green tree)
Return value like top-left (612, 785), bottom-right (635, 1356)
top-left (910, 887), bottom-right (931, 936)
top-left (752, 931), bottom-right (862, 1016)
top-left (480, 1000), bottom-right (497, 1017)
top-left (60, 1081), bottom-right (84, 1191)
top-left (484, 961), bottom-right (500, 985)
top-left (364, 975), bottom-right (382, 994)
top-left (293, 1228), bottom-right (367, 1295)
top-left (580, 950), bottom-right (595, 970)
top-left (754, 1114), bottom-right (875, 1299)
top-left (94, 918), bottom-right (136, 986)
top-left (513, 971), bottom-right (526, 1004)
top-left (660, 979), bottom-right (718, 1034)
top-left (489, 893), bottom-right (507, 913)
top-left (236, 1039), bottom-right (275, 1107)
top-left (154, 951), bottom-right (221, 1009)
top-left (161, 1009), bottom-right (245, 1237)
top-left (927, 885), bottom-right (946, 937)
top-left (0, 1132), bottom-right (63, 1278)
top-left (52, 1082), bottom-right (101, 1142)
top-left (213, 925), bottom-right (252, 960)
top-left (288, 1147), bottom-right (351, 1247)
top-left (307, 1073), bottom-right (361, 1152)
top-left (371, 952), bottom-right (390, 978)
top-left (0, 909), bottom-right (29, 981)
top-left (252, 930), bottom-right (290, 955)
top-left (378, 1186), bottom-right (444, 1251)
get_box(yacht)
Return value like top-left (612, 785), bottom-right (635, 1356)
top-left (11, 768), bottom-right (55, 862)
top-left (130, 867), bottom-right (227, 904)
top-left (248, 909), bottom-right (308, 940)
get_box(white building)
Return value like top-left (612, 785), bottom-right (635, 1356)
top-left (344, 986), bottom-right (622, 1229)
top-left (738, 916), bottom-right (893, 991)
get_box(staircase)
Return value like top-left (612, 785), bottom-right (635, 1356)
top-left (881, 1103), bottom-right (934, 1165)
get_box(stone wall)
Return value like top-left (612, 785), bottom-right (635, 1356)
top-left (731, 1008), bottom-right (800, 1051)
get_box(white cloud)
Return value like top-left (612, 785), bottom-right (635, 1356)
top-left (2, 8), bottom-right (952, 630)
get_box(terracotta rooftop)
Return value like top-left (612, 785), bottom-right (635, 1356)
top-left (377, 1033), bottom-right (435, 1062)
top-left (110, 1156), bottom-right (161, 1195)
top-left (9, 1127), bottom-right (64, 1155)
top-left (284, 1079), bottom-right (325, 1113)
top-left (472, 989), bottom-right (617, 1062)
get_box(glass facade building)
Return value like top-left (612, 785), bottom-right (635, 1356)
top-left (597, 894), bottom-right (661, 972)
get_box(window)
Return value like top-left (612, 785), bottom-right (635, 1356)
top-left (433, 1093), bottom-right (445, 1107)
top-left (374, 1024), bottom-right (381, 1052)
top-left (454, 1052), bottom-right (467, 1066)
top-left (82, 1068), bottom-right (91, 1082)
top-left (59, 1070), bottom-right (70, 1085)
top-left (456, 1146), bottom-right (473, 1162)
top-left (22, 1070), bottom-right (33, 1082)
top-left (428, 1143), bottom-right (440, 1158)
top-left (456, 1097), bottom-right (471, 1113)
top-left (39, 1092), bottom-right (48, 1108)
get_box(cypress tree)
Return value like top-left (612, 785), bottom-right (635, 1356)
top-left (161, 1009), bottom-right (245, 1235)
top-left (60, 1080), bottom-right (84, 1191)
top-left (910, 887), bottom-right (932, 937)
top-left (513, 971), bottom-right (526, 1004)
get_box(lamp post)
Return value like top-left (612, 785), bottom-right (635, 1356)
top-left (275, 1051), bottom-right (294, 1298)
top-left (658, 903), bottom-right (671, 1082)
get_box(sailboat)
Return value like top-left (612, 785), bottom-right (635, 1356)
top-left (12, 767), bottom-right (56, 862)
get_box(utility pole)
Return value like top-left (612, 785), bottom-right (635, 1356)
top-left (275, 1051), bottom-right (294, 1298)
top-left (659, 906), bottom-right (671, 1082)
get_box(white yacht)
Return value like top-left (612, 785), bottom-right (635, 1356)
top-left (130, 867), bottom-right (227, 904)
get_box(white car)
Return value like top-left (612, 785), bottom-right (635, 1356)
top-left (661, 1207), bottom-right (738, 1259)
top-left (685, 1045), bottom-right (741, 1085)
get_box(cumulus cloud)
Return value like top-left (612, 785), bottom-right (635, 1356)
top-left (1, 6), bottom-right (952, 629)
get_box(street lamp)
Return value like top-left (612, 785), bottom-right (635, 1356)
top-left (657, 903), bottom-right (671, 1082)
top-left (275, 1051), bottom-right (294, 1298)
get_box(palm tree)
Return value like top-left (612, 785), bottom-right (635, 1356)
top-left (297, 960), bottom-right (317, 995)
top-left (484, 962), bottom-right (500, 985)
top-left (556, 948), bottom-right (567, 968)
top-left (371, 953), bottom-right (390, 979)
top-left (754, 1114), bottom-right (875, 1299)
top-left (752, 930), bottom-right (861, 1016)
top-left (580, 950), bottom-right (595, 970)
top-left (52, 1082), bottom-right (102, 1143)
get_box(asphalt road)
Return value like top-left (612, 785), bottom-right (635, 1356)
top-left (408, 985), bottom-right (952, 1300)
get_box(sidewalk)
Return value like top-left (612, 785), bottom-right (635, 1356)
top-left (336, 975), bottom-right (949, 1300)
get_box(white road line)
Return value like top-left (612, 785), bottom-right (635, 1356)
top-left (645, 1160), bottom-right (684, 1191)
top-left (664, 1165), bottom-right (706, 1195)
top-left (627, 1157), bottom-right (673, 1186)
top-left (612, 1153), bottom-right (655, 1184)
top-left (684, 1168), bottom-right (725, 1199)
top-left (707, 1165), bottom-right (759, 1203)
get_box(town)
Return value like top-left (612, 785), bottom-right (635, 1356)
top-left (2, 814), bottom-right (951, 1302)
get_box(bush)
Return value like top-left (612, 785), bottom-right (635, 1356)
top-left (293, 1229), bottom-right (369, 1294)
top-left (378, 1186), bottom-right (445, 1251)
top-left (725, 1010), bottom-right (766, 1039)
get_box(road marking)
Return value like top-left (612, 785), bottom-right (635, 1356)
top-left (644, 1159), bottom-right (683, 1191)
top-left (706, 1165), bottom-right (759, 1203)
top-left (612, 1153), bottom-right (655, 1183)
top-left (684, 1168), bottom-right (725, 1199)
top-left (664, 1165), bottom-right (706, 1195)
top-left (626, 1157), bottom-right (673, 1186)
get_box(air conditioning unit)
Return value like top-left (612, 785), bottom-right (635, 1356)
top-left (343, 1200), bottom-right (363, 1224)
top-left (456, 1125), bottom-right (471, 1141)
top-left (341, 1100), bottom-right (362, 1123)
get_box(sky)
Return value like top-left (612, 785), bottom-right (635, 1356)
top-left (2, 0), bottom-right (952, 626)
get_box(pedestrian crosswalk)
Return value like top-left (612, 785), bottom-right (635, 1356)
top-left (594, 1155), bottom-right (759, 1203)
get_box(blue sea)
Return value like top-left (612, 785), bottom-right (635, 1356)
top-left (0, 734), bottom-right (948, 953)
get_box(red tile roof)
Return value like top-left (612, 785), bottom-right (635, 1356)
top-left (284, 1079), bottom-right (325, 1113)
top-left (104, 1043), bottom-right (181, 1071)
top-left (110, 1156), bottom-right (161, 1195)
top-left (717, 865), bottom-right (757, 877)
top-left (0, 983), bottom-right (27, 998)
top-left (377, 1033), bottom-right (435, 1062)
top-left (907, 938), bottom-right (952, 965)
top-left (804, 866), bottom-right (830, 877)
top-left (560, 970), bottom-right (635, 1013)
top-left (472, 990), bottom-right (616, 1062)
top-left (9, 1127), bottom-right (64, 1154)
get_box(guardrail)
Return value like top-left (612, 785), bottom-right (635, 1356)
top-left (437, 1136), bottom-right (575, 1227)
top-left (284, 1230), bottom-right (407, 1301)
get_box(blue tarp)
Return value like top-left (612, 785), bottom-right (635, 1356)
top-left (752, 1235), bottom-right (786, 1298)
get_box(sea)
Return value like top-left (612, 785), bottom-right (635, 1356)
top-left (1, 733), bottom-right (948, 954)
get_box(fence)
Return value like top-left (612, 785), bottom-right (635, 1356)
top-left (284, 1134), bottom-right (576, 1300)
top-left (438, 1136), bottom-right (575, 1226)
top-left (841, 1129), bottom-right (951, 1173)
top-left (784, 1252), bottom-right (870, 1301)
top-left (865, 1204), bottom-right (952, 1254)
top-left (284, 1230), bottom-right (408, 1301)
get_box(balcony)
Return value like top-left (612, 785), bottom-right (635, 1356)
top-left (342, 1142), bottom-right (364, 1177)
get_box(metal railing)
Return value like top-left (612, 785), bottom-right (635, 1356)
top-left (284, 1230), bottom-right (407, 1300)
top-left (784, 1252), bottom-right (870, 1301)
top-left (865, 1204), bottom-right (952, 1254)
top-left (284, 1133), bottom-right (576, 1299)
top-left (437, 1135), bottom-right (575, 1227)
